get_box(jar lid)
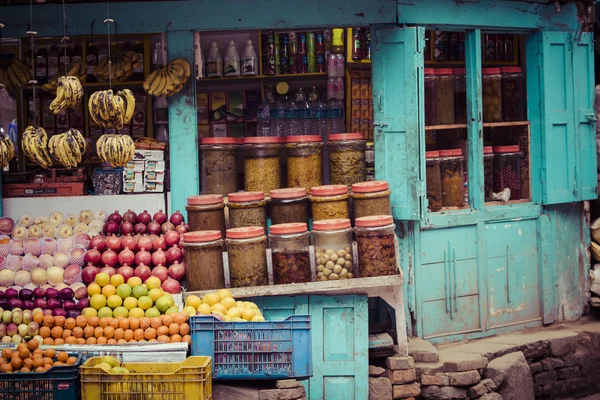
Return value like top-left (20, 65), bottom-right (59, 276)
top-left (270, 223), bottom-right (308, 235)
top-left (483, 146), bottom-right (493, 154)
top-left (432, 68), bottom-right (453, 75)
top-left (270, 187), bottom-right (307, 199)
top-left (183, 230), bottom-right (222, 243)
top-left (201, 137), bottom-right (238, 145)
top-left (312, 219), bottom-right (351, 231)
top-left (243, 137), bottom-right (282, 144)
top-left (453, 68), bottom-right (466, 74)
top-left (355, 215), bottom-right (394, 227)
top-left (187, 194), bottom-right (224, 205)
top-left (438, 149), bottom-right (463, 157)
top-left (425, 150), bottom-right (440, 159)
top-left (328, 133), bottom-right (364, 141)
top-left (352, 180), bottom-right (389, 193)
top-left (236, 137), bottom-right (245, 145)
top-left (285, 135), bottom-right (322, 143)
top-left (424, 68), bottom-right (435, 75)
top-left (501, 67), bottom-right (522, 73)
top-left (310, 184), bottom-right (348, 196)
top-left (228, 191), bottom-right (265, 202)
top-left (493, 145), bottom-right (520, 153)
top-left (482, 67), bottom-right (501, 75)
top-left (226, 226), bottom-right (265, 239)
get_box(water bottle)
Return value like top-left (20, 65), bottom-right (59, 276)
top-left (284, 95), bottom-right (299, 136)
top-left (312, 95), bottom-right (328, 138)
top-left (256, 98), bottom-right (272, 136)
top-left (328, 98), bottom-right (344, 134)
top-left (295, 88), bottom-right (312, 135)
top-left (271, 96), bottom-right (286, 137)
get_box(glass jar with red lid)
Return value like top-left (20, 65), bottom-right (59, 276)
top-left (355, 215), bottom-right (398, 277)
top-left (351, 180), bottom-right (392, 218)
top-left (493, 145), bottom-right (521, 200)
top-left (312, 219), bottom-right (355, 281)
top-left (439, 149), bottom-right (465, 207)
top-left (424, 68), bottom-right (436, 126)
top-left (309, 184), bottom-right (350, 221)
top-left (200, 137), bottom-right (238, 196)
top-left (426, 151), bottom-right (443, 211)
top-left (227, 191), bottom-right (267, 231)
top-left (226, 226), bottom-right (268, 287)
top-left (501, 67), bottom-right (525, 121)
top-left (432, 68), bottom-right (455, 125)
top-left (328, 133), bottom-right (366, 187)
top-left (483, 146), bottom-right (495, 202)
top-left (453, 68), bottom-right (467, 124)
top-left (185, 195), bottom-right (226, 237)
top-left (269, 223), bottom-right (311, 284)
top-left (243, 136), bottom-right (282, 195)
top-left (182, 231), bottom-right (224, 291)
top-left (269, 188), bottom-right (309, 225)
top-left (285, 135), bottom-right (323, 193)
top-left (482, 68), bottom-right (502, 122)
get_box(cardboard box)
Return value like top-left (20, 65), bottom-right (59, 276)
top-left (124, 160), bottom-right (145, 171)
top-left (210, 92), bottom-right (227, 123)
top-left (211, 124), bottom-right (227, 137)
top-left (144, 170), bottom-right (165, 183)
top-left (197, 93), bottom-right (209, 124)
top-left (226, 92), bottom-right (244, 123)
top-left (145, 160), bottom-right (166, 172)
top-left (133, 149), bottom-right (164, 161)
top-left (122, 181), bottom-right (144, 193)
top-left (123, 170), bottom-right (143, 182)
top-left (144, 181), bottom-right (164, 193)
top-left (244, 90), bottom-right (261, 122)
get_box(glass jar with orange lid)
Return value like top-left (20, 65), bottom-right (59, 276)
top-left (227, 191), bottom-right (267, 231)
top-left (182, 231), bottom-right (225, 291)
top-left (355, 215), bottom-right (398, 277)
top-left (226, 226), bottom-right (268, 288)
top-left (424, 68), bottom-right (436, 126)
top-left (200, 137), bottom-right (238, 196)
top-left (285, 135), bottom-right (323, 193)
top-left (269, 223), bottom-right (311, 284)
top-left (432, 68), bottom-right (455, 125)
top-left (269, 188), bottom-right (309, 225)
top-left (312, 219), bottom-right (355, 281)
top-left (439, 149), bottom-right (465, 207)
top-left (309, 185), bottom-right (350, 221)
top-left (493, 145), bottom-right (521, 200)
top-left (351, 180), bottom-right (392, 218)
top-left (243, 136), bottom-right (282, 194)
top-left (328, 133), bottom-right (366, 187)
top-left (482, 68), bottom-right (503, 122)
top-left (185, 195), bottom-right (226, 237)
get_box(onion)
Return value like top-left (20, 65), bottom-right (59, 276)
top-left (82, 266), bottom-right (99, 285)
top-left (52, 308), bottom-right (67, 317)
top-left (76, 298), bottom-right (89, 311)
top-left (137, 210), bottom-right (152, 225)
top-left (74, 286), bottom-right (88, 300)
top-left (147, 221), bottom-right (161, 235)
top-left (34, 298), bottom-right (47, 309)
top-left (152, 249), bottom-right (167, 267)
top-left (0, 300), bottom-right (8, 309)
top-left (164, 230), bottom-right (180, 247)
top-left (105, 235), bottom-right (121, 252)
top-left (54, 283), bottom-right (68, 291)
top-left (18, 289), bottom-right (33, 301)
top-left (64, 265), bottom-right (82, 285)
top-left (166, 245), bottom-right (183, 265)
top-left (107, 210), bottom-right (123, 225)
top-left (151, 265), bottom-right (169, 282)
top-left (84, 248), bottom-right (102, 266)
top-left (134, 223), bottom-right (148, 235)
top-left (33, 287), bottom-right (45, 298)
top-left (134, 265), bottom-right (151, 282)
top-left (8, 298), bottom-right (22, 309)
top-left (63, 299), bottom-right (76, 311)
top-left (101, 249), bottom-right (118, 268)
top-left (170, 211), bottom-right (185, 226)
top-left (118, 248), bottom-right (135, 267)
top-left (58, 287), bottom-right (74, 301)
top-left (123, 210), bottom-right (138, 225)
top-left (138, 236), bottom-right (153, 253)
top-left (22, 300), bottom-right (34, 310)
top-left (47, 267), bottom-right (65, 285)
top-left (153, 210), bottom-right (168, 225)
top-left (103, 221), bottom-right (120, 235)
top-left (5, 288), bottom-right (18, 299)
top-left (99, 266), bottom-right (116, 277)
top-left (161, 222), bottom-right (175, 234)
top-left (135, 249), bottom-right (152, 267)
top-left (0, 217), bottom-right (14, 234)
top-left (66, 310), bottom-right (80, 319)
top-left (175, 224), bottom-right (189, 234)
top-left (117, 266), bottom-right (134, 282)
top-left (47, 297), bottom-right (62, 310)
top-left (152, 236), bottom-right (167, 252)
top-left (120, 221), bottom-right (134, 236)
top-left (161, 278), bottom-right (181, 294)
top-left (90, 236), bottom-right (106, 252)
top-left (45, 287), bottom-right (59, 299)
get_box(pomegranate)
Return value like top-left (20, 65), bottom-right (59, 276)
top-left (99, 266), bottom-right (116, 277)
top-left (152, 248), bottom-right (167, 267)
top-left (152, 236), bottom-right (167, 252)
top-left (161, 278), bottom-right (181, 294)
top-left (101, 248), bottom-right (118, 268)
top-left (147, 221), bottom-right (161, 235)
top-left (81, 266), bottom-right (99, 285)
top-left (105, 235), bottom-right (121, 252)
top-left (138, 236), bottom-right (153, 253)
top-left (135, 248), bottom-right (152, 267)
top-left (103, 221), bottom-right (119, 235)
top-left (107, 210), bottom-right (123, 225)
top-left (123, 210), bottom-right (138, 225)
top-left (119, 221), bottom-right (134, 236)
top-left (121, 236), bottom-right (137, 252)
top-left (164, 230), bottom-right (180, 247)
top-left (168, 261), bottom-right (185, 280)
top-left (161, 221), bottom-right (175, 234)
top-left (137, 210), bottom-right (152, 225)
top-left (134, 223), bottom-right (147, 235)
top-left (118, 248), bottom-right (135, 267)
top-left (117, 265), bottom-right (134, 282)
top-left (151, 265), bottom-right (169, 282)
top-left (166, 245), bottom-right (182, 265)
top-left (153, 210), bottom-right (168, 225)
top-left (84, 248), bottom-right (102, 266)
top-left (90, 235), bottom-right (106, 252)
top-left (175, 224), bottom-right (189, 235)
top-left (134, 264), bottom-right (151, 282)
top-left (169, 210), bottom-right (185, 226)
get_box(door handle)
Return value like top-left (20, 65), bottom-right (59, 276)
top-left (377, 93), bottom-right (383, 111)
top-left (506, 245), bottom-right (511, 303)
top-left (586, 114), bottom-right (597, 122)
top-left (453, 247), bottom-right (457, 314)
top-left (444, 249), bottom-right (450, 314)
top-left (373, 123), bottom-right (388, 128)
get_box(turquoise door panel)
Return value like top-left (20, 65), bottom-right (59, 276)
top-left (324, 377), bottom-right (358, 400)
top-left (371, 25), bottom-right (424, 220)
top-left (249, 296), bottom-right (308, 320)
top-left (420, 226), bottom-right (478, 264)
top-left (419, 259), bottom-right (479, 302)
top-left (485, 220), bottom-right (538, 258)
top-left (422, 295), bottom-right (481, 339)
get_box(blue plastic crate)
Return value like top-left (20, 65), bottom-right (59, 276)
top-left (189, 314), bottom-right (312, 380)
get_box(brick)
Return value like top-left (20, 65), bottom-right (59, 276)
top-left (549, 337), bottom-right (576, 357)
top-left (370, 365), bottom-right (387, 377)
top-left (387, 368), bottom-right (416, 384)
top-left (467, 378), bottom-right (496, 398)
top-left (534, 370), bottom-right (557, 386)
top-left (542, 380), bottom-right (566, 396)
top-left (386, 356), bottom-right (415, 371)
top-left (275, 380), bottom-right (300, 389)
top-left (518, 340), bottom-right (548, 361)
top-left (443, 354), bottom-right (488, 372)
top-left (533, 384), bottom-right (543, 397)
top-left (420, 374), bottom-right (450, 386)
top-left (563, 377), bottom-right (587, 392)
top-left (542, 357), bottom-right (565, 371)
top-left (446, 370), bottom-right (480, 386)
top-left (420, 385), bottom-right (467, 400)
top-left (529, 362), bottom-right (543, 374)
top-left (259, 387), bottom-right (305, 400)
top-left (415, 362), bottom-right (444, 376)
top-left (477, 393), bottom-right (502, 400)
top-left (392, 382), bottom-right (421, 399)
top-left (557, 366), bottom-right (580, 380)
top-left (562, 351), bottom-right (586, 367)
top-left (408, 339), bottom-right (439, 363)
top-left (369, 377), bottom-right (393, 400)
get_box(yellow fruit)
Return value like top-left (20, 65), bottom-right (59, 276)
top-left (217, 289), bottom-right (233, 300)
top-left (144, 307), bottom-right (160, 318)
top-left (251, 315), bottom-right (265, 322)
top-left (110, 274), bottom-right (125, 287)
top-left (95, 273), bottom-right (110, 287)
top-left (113, 307), bottom-right (129, 319)
top-left (244, 302), bottom-right (259, 310)
top-left (236, 301), bottom-right (245, 308)
top-left (90, 294), bottom-right (107, 310)
top-left (196, 304), bottom-right (211, 315)
top-left (222, 315), bottom-right (231, 321)
top-left (87, 283), bottom-right (101, 296)
top-left (211, 303), bottom-right (227, 315)
top-left (231, 317), bottom-right (245, 322)
top-left (82, 308), bottom-right (98, 318)
top-left (123, 297), bottom-right (138, 310)
top-left (183, 306), bottom-right (196, 316)
top-left (226, 307), bottom-right (242, 319)
top-left (129, 308), bottom-right (145, 319)
top-left (107, 295), bottom-right (123, 309)
top-left (241, 308), bottom-right (256, 321)
top-left (127, 277), bottom-right (142, 287)
top-left (95, 362), bottom-right (112, 373)
top-left (101, 356), bottom-right (120, 368)
top-left (98, 307), bottom-right (113, 318)
top-left (102, 285), bottom-right (116, 298)
top-left (185, 295), bottom-right (202, 309)
top-left (137, 296), bottom-right (153, 311)
top-left (202, 293), bottom-right (220, 307)
top-left (145, 277), bottom-right (161, 290)
top-left (220, 297), bottom-right (236, 310)
top-left (148, 288), bottom-right (163, 303)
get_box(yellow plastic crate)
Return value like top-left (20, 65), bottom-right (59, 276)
top-left (80, 356), bottom-right (212, 400)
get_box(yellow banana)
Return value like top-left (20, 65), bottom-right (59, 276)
top-left (117, 89), bottom-right (136, 124)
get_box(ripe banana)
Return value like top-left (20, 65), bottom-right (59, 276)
top-left (143, 58), bottom-right (191, 97)
top-left (48, 129), bottom-right (85, 169)
top-left (42, 60), bottom-right (87, 92)
top-left (22, 126), bottom-right (52, 169)
top-left (89, 89), bottom-right (136, 131)
top-left (0, 56), bottom-right (32, 92)
top-left (93, 50), bottom-right (140, 82)
top-left (96, 133), bottom-right (135, 167)
top-left (0, 136), bottom-right (16, 168)
top-left (50, 76), bottom-right (83, 115)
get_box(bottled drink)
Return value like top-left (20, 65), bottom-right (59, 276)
top-left (295, 88), bottom-right (312, 135)
top-left (328, 98), bottom-right (344, 134)
top-left (154, 96), bottom-right (169, 124)
top-left (241, 40), bottom-right (258, 76)
top-left (283, 95), bottom-right (299, 136)
top-left (206, 42), bottom-right (223, 78)
top-left (328, 28), bottom-right (345, 77)
top-left (352, 28), bottom-right (362, 60)
top-left (156, 125), bottom-right (169, 143)
top-left (224, 40), bottom-right (240, 77)
top-left (256, 98), bottom-right (272, 136)
top-left (271, 96), bottom-right (286, 137)
top-left (311, 89), bottom-right (328, 138)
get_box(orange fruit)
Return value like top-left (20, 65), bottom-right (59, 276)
top-left (99, 317), bottom-right (110, 328)
top-left (20, 367), bottom-right (31, 373)
top-left (156, 326), bottom-right (169, 337)
top-left (140, 317), bottom-right (150, 330)
top-left (43, 338), bottom-right (54, 345)
top-left (117, 339), bottom-right (127, 344)
top-left (109, 318), bottom-right (120, 329)
top-left (32, 357), bottom-right (44, 369)
top-left (43, 357), bottom-right (53, 365)
top-left (27, 340), bottom-right (39, 352)
top-left (150, 317), bottom-right (162, 330)
top-left (64, 318), bottom-right (76, 330)
top-left (62, 329), bottom-right (72, 339)
top-left (1, 348), bottom-right (13, 359)
top-left (11, 358), bottom-right (22, 370)
top-left (35, 366), bottom-right (45, 373)
top-left (53, 362), bottom-right (63, 366)
top-left (133, 329), bottom-right (144, 341)
top-left (144, 328), bottom-right (156, 340)
top-left (157, 335), bottom-right (170, 343)
top-left (86, 337), bottom-right (97, 344)
top-left (88, 316), bottom-right (99, 328)
top-left (1, 364), bottom-right (12, 373)
top-left (148, 339), bottom-right (157, 343)
top-left (168, 323), bottom-right (179, 336)
top-left (54, 316), bottom-right (66, 328)
top-left (94, 327), bottom-right (104, 338)
top-left (43, 349), bottom-right (56, 359)
top-left (179, 323), bottom-right (190, 336)
top-left (51, 326), bottom-right (63, 339)
top-left (66, 356), bottom-right (77, 365)
top-left (83, 326), bottom-right (95, 339)
top-left (104, 326), bottom-right (115, 339)
top-left (72, 327), bottom-right (83, 338)
top-left (33, 313), bottom-right (43, 325)
top-left (129, 339), bottom-right (137, 343)
top-left (129, 318), bottom-right (140, 330)
top-left (107, 338), bottom-right (118, 345)
top-left (173, 313), bottom-right (187, 325)
top-left (76, 316), bottom-right (87, 328)
top-left (23, 358), bottom-right (33, 370)
top-left (119, 319), bottom-right (130, 330)
top-left (161, 315), bottom-right (173, 326)
top-left (76, 338), bottom-right (86, 345)
top-left (54, 338), bottom-right (65, 346)
top-left (57, 352), bottom-right (68, 363)
top-left (65, 336), bottom-right (76, 345)
top-left (114, 328), bottom-right (124, 340)
top-left (171, 334), bottom-right (182, 343)
top-left (32, 349), bottom-right (43, 357)
top-left (96, 337), bottom-right (107, 345)
top-left (124, 330), bottom-right (134, 341)
top-left (42, 315), bottom-right (54, 327)
top-left (39, 326), bottom-right (51, 338)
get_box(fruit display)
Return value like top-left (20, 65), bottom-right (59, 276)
top-left (88, 89), bottom-right (136, 130)
top-left (87, 355), bottom-right (129, 374)
top-left (48, 128), bottom-right (86, 168)
top-left (184, 289), bottom-right (265, 322)
top-left (0, 342), bottom-right (77, 373)
top-left (42, 60), bottom-right (87, 92)
top-left (49, 76), bottom-right (84, 115)
top-left (0, 57), bottom-right (32, 92)
top-left (21, 126), bottom-right (53, 169)
top-left (0, 135), bottom-right (15, 169)
top-left (11, 210), bottom-right (106, 239)
top-left (143, 58), bottom-right (191, 97)
top-left (94, 51), bottom-right (141, 82)
top-left (101, 209), bottom-right (187, 237)
top-left (95, 134), bottom-right (135, 167)
top-left (0, 285), bottom-right (86, 317)
top-left (0, 308), bottom-right (44, 345)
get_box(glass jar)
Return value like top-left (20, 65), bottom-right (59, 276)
top-left (439, 149), bottom-right (465, 207)
top-left (312, 219), bottom-right (354, 281)
top-left (269, 188), bottom-right (309, 225)
top-left (182, 231), bottom-right (225, 291)
top-left (433, 68), bottom-right (455, 125)
top-left (310, 185), bottom-right (350, 221)
top-left (355, 215), bottom-right (398, 277)
top-left (351, 180), bottom-right (392, 218)
top-left (269, 223), bottom-right (311, 284)
top-left (226, 226), bottom-right (268, 287)
top-left (424, 68), bottom-right (436, 126)
top-left (227, 191), bottom-right (267, 230)
top-left (483, 146), bottom-right (494, 202)
top-left (425, 151), bottom-right (443, 211)
top-left (243, 137), bottom-right (282, 194)
top-left (482, 68), bottom-right (502, 122)
top-left (285, 135), bottom-right (323, 193)
top-left (200, 137), bottom-right (238, 196)
top-left (493, 145), bottom-right (521, 200)
top-left (328, 133), bottom-right (367, 187)
top-left (501, 67), bottom-right (526, 122)
top-left (453, 68), bottom-right (467, 124)
top-left (185, 195), bottom-right (226, 238)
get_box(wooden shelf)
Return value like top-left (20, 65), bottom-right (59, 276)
top-left (197, 72), bottom-right (328, 83)
top-left (425, 124), bottom-right (466, 131)
top-left (425, 121), bottom-right (529, 131)
top-left (22, 80), bottom-right (145, 91)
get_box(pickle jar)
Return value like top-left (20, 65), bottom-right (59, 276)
top-left (493, 145), bottom-right (521, 200)
top-left (185, 195), bottom-right (226, 238)
top-left (270, 187), bottom-right (309, 225)
top-left (269, 223), bottom-right (311, 284)
top-left (182, 231), bottom-right (225, 291)
top-left (482, 68), bottom-right (503, 122)
top-left (312, 219), bottom-right (355, 281)
top-left (425, 151), bottom-right (443, 211)
top-left (226, 226), bottom-right (268, 288)
top-left (227, 191), bottom-right (267, 231)
top-left (310, 184), bottom-right (350, 221)
top-left (439, 149), bottom-right (465, 207)
top-left (285, 135), bottom-right (323, 193)
top-left (355, 215), bottom-right (398, 277)
top-left (483, 146), bottom-right (494, 202)
top-left (453, 68), bottom-right (467, 124)
top-left (243, 136), bottom-right (282, 194)
top-left (328, 133), bottom-right (367, 187)
top-left (501, 67), bottom-right (526, 121)
top-left (433, 68), bottom-right (455, 125)
top-left (424, 68), bottom-right (436, 126)
top-left (200, 137), bottom-right (238, 196)
top-left (351, 180), bottom-right (392, 218)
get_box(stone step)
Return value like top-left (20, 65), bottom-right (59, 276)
top-left (408, 338), bottom-right (439, 363)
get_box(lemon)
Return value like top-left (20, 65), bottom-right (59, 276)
top-left (128, 307), bottom-right (145, 319)
top-left (95, 272), bottom-right (110, 287)
top-left (102, 284), bottom-right (116, 298)
top-left (148, 288), bottom-right (163, 303)
top-left (127, 276), bottom-right (142, 287)
top-left (220, 297), bottom-right (236, 310)
top-left (145, 276), bottom-right (161, 290)
top-left (196, 304), bottom-right (211, 315)
top-left (252, 315), bottom-right (265, 322)
top-left (217, 289), bottom-right (233, 300)
top-left (90, 294), bottom-right (107, 310)
top-left (185, 295), bottom-right (202, 309)
top-left (101, 356), bottom-right (120, 368)
top-left (98, 307), bottom-right (113, 318)
top-left (87, 283), bottom-right (101, 296)
top-left (82, 307), bottom-right (97, 318)
top-left (113, 306), bottom-right (129, 318)
top-left (123, 297), bottom-right (138, 310)
top-left (137, 296), bottom-right (153, 311)
top-left (183, 306), bottom-right (196, 316)
top-left (211, 303), bottom-right (227, 315)
top-left (227, 307), bottom-right (242, 319)
top-left (95, 362), bottom-right (112, 373)
top-left (202, 293), bottom-right (220, 306)
top-left (110, 274), bottom-right (125, 287)
top-left (244, 301), bottom-right (259, 310)
top-left (242, 308), bottom-right (256, 321)
top-left (107, 295), bottom-right (123, 309)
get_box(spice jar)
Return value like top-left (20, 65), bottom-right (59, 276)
top-left (312, 219), bottom-right (354, 281)
top-left (227, 191), bottom-right (267, 231)
top-left (439, 149), bottom-right (465, 207)
top-left (424, 69), bottom-right (436, 126)
top-left (482, 68), bottom-right (502, 122)
top-left (501, 67), bottom-right (525, 122)
top-left (200, 137), bottom-right (238, 196)
top-left (270, 188), bottom-right (309, 225)
top-left (483, 146), bottom-right (494, 202)
top-left (186, 195), bottom-right (226, 238)
top-left (351, 180), bottom-right (392, 218)
top-left (355, 215), bottom-right (398, 277)
top-left (453, 68), bottom-right (467, 124)
top-left (182, 231), bottom-right (225, 291)
top-left (328, 133), bottom-right (367, 187)
top-left (269, 223), bottom-right (311, 285)
top-left (433, 68), bottom-right (455, 125)
top-left (310, 185), bottom-right (350, 221)
top-left (493, 145), bottom-right (521, 200)
top-left (226, 226), bottom-right (268, 288)
top-left (285, 135), bottom-right (323, 193)
top-left (243, 137), bottom-right (282, 194)
top-left (426, 151), bottom-right (443, 211)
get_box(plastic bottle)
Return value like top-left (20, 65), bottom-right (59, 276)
top-left (328, 28), bottom-right (345, 77)
top-left (156, 125), bottom-right (169, 143)
top-left (271, 96), bottom-right (285, 137)
top-left (256, 97), bottom-right (272, 136)
top-left (152, 41), bottom-right (163, 70)
top-left (295, 88), bottom-right (313, 135)
top-left (154, 96), bottom-right (169, 124)
top-left (284, 95), bottom-right (299, 136)
top-left (328, 98), bottom-right (345, 134)
top-left (241, 40), bottom-right (258, 76)
top-left (223, 40), bottom-right (241, 77)
top-left (206, 42), bottom-right (223, 78)
top-left (311, 89), bottom-right (328, 138)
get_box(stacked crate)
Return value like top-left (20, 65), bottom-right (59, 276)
top-left (123, 149), bottom-right (165, 193)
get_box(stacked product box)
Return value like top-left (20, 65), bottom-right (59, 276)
top-left (197, 90), bottom-right (260, 139)
top-left (122, 149), bottom-right (165, 193)
top-left (349, 69), bottom-right (373, 140)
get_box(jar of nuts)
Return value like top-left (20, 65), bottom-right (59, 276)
top-left (483, 146), bottom-right (495, 202)
top-left (439, 149), bottom-right (465, 207)
top-left (432, 68), bottom-right (455, 125)
top-left (425, 151), bottom-right (443, 211)
top-left (328, 133), bottom-right (367, 187)
top-left (227, 191), bottom-right (267, 231)
top-left (182, 231), bottom-right (225, 291)
top-left (200, 137), bottom-right (238, 196)
top-left (482, 68), bottom-right (503, 122)
top-left (243, 137), bottom-right (282, 195)
top-left (493, 145), bottom-right (521, 200)
top-left (312, 219), bottom-right (355, 281)
top-left (269, 188), bottom-right (309, 225)
top-left (269, 223), bottom-right (311, 285)
top-left (501, 67), bottom-right (526, 122)
top-left (309, 185), bottom-right (350, 222)
top-left (185, 195), bottom-right (227, 238)
top-left (285, 135), bottom-right (323, 193)
top-left (351, 180), bottom-right (392, 218)
top-left (355, 215), bottom-right (399, 277)
top-left (226, 226), bottom-right (268, 288)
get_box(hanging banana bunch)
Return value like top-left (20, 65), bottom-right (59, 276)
top-left (48, 128), bottom-right (86, 169)
top-left (94, 51), bottom-right (141, 82)
top-left (96, 134), bottom-right (135, 167)
top-left (0, 57), bottom-right (32, 92)
top-left (88, 89), bottom-right (135, 130)
top-left (0, 136), bottom-right (15, 168)
top-left (42, 60), bottom-right (87, 92)
top-left (22, 126), bottom-right (52, 169)
top-left (49, 76), bottom-right (84, 115)
top-left (143, 58), bottom-right (191, 97)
